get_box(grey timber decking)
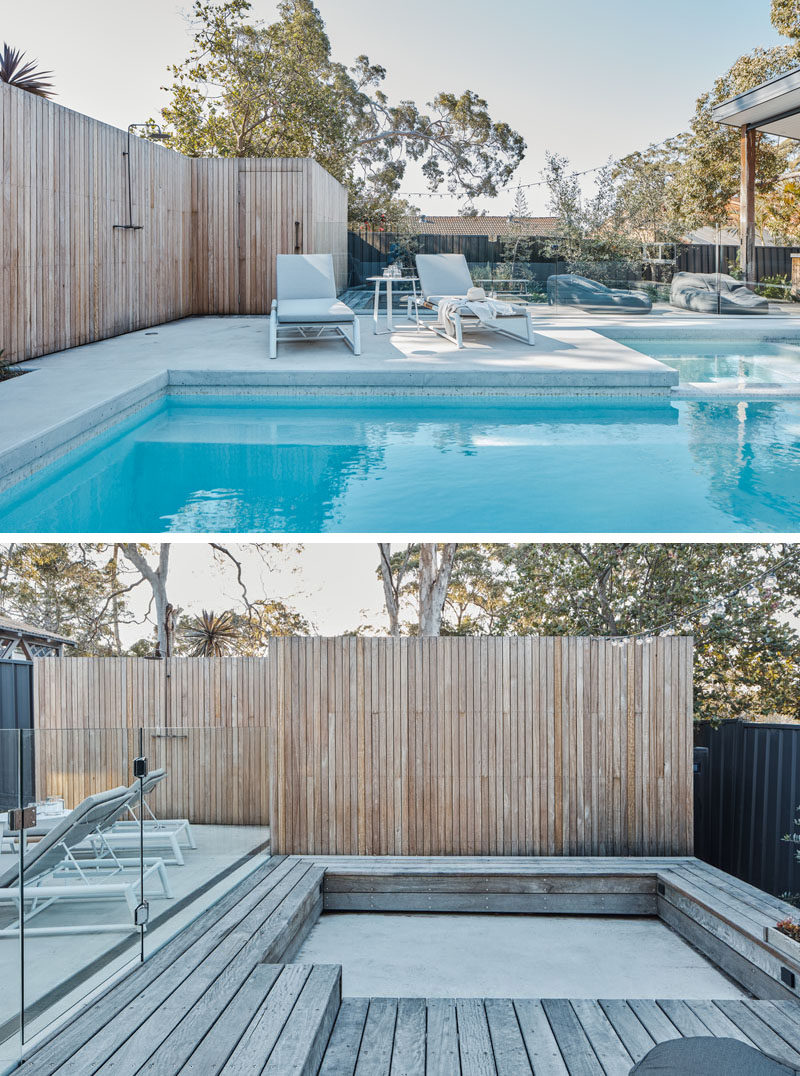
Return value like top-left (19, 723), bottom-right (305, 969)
top-left (10, 856), bottom-right (800, 1075)
top-left (318, 997), bottom-right (800, 1074)
top-left (14, 856), bottom-right (331, 1075)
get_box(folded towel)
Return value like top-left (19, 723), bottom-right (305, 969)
top-left (437, 297), bottom-right (519, 329)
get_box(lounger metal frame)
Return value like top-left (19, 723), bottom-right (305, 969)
top-left (407, 295), bottom-right (536, 349)
top-left (268, 305), bottom-right (362, 359)
top-left (0, 834), bottom-right (172, 936)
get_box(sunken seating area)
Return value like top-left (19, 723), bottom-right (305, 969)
top-left (13, 856), bottom-right (800, 1075)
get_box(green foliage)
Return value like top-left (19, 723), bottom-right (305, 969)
top-left (180, 609), bottom-right (239, 656)
top-left (0, 544), bottom-right (137, 655)
top-left (159, 1), bottom-right (524, 215)
top-left (176, 602), bottom-right (311, 655)
top-left (756, 273), bottom-right (791, 299)
top-left (542, 153), bottom-right (638, 281)
top-left (0, 43), bottom-right (54, 98)
top-left (612, 138), bottom-right (688, 244)
top-left (376, 544), bottom-right (800, 724)
top-left (675, 46), bottom-right (798, 228)
top-left (771, 0), bottom-right (800, 38)
top-left (783, 804), bottom-right (800, 895)
top-left (0, 349), bottom-right (24, 381)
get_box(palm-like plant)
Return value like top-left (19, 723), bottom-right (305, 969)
top-left (183, 610), bottom-right (239, 657)
top-left (1, 44), bottom-right (54, 99)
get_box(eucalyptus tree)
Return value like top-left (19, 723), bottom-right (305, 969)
top-left (158, 0), bottom-right (525, 218)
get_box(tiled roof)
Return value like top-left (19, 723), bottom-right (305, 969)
top-left (414, 216), bottom-right (559, 237)
top-left (0, 612), bottom-right (75, 645)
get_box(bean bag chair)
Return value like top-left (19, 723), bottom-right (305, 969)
top-left (546, 274), bottom-right (652, 313)
top-left (670, 271), bottom-right (769, 314)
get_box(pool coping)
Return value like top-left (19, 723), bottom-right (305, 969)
top-left (4, 314), bottom-right (800, 497)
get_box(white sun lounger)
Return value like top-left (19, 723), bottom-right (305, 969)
top-left (0, 786), bottom-right (172, 936)
top-left (269, 254), bottom-right (361, 359)
top-left (103, 769), bottom-right (197, 865)
top-left (411, 253), bottom-right (536, 349)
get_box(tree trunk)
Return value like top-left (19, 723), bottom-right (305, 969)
top-left (378, 543), bottom-right (401, 637)
top-left (419, 543), bottom-right (457, 636)
top-left (121, 544), bottom-right (172, 656)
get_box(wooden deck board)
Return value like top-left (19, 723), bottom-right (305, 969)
top-left (14, 854), bottom-right (800, 1076)
top-left (316, 998), bottom-right (800, 1074)
top-left (318, 998), bottom-right (369, 1076)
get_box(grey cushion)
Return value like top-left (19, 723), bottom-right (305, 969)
top-left (277, 298), bottom-right (356, 324)
top-left (416, 254), bottom-right (474, 299)
top-left (670, 271), bottom-right (769, 314)
top-left (0, 785), bottom-right (133, 889)
top-left (630, 1037), bottom-right (798, 1075)
top-left (546, 273), bottom-right (652, 312)
top-left (276, 254), bottom-right (337, 300)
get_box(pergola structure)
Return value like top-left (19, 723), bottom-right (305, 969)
top-left (0, 613), bottom-right (75, 660)
top-left (713, 66), bottom-right (800, 282)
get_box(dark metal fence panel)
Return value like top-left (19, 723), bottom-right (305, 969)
top-left (694, 720), bottom-right (800, 900)
top-left (349, 233), bottom-right (800, 289)
top-left (0, 659), bottom-right (34, 809)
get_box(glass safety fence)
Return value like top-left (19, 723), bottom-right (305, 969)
top-left (0, 723), bottom-right (271, 1061)
top-left (141, 725), bottom-right (271, 960)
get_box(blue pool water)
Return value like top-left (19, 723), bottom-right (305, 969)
top-left (616, 339), bottom-right (800, 385)
top-left (2, 393), bottom-right (800, 532)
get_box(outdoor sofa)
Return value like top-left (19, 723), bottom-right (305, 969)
top-left (410, 253), bottom-right (536, 348)
top-left (670, 271), bottom-right (769, 314)
top-left (269, 253), bottom-right (361, 358)
top-left (546, 273), bottom-right (652, 313)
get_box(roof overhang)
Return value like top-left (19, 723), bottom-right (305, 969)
top-left (713, 66), bottom-right (800, 138)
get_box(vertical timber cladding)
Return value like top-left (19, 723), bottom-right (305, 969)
top-left (267, 637), bottom-right (694, 857)
top-left (32, 656), bottom-right (271, 826)
top-left (190, 157), bottom-right (348, 315)
top-left (1, 77), bottom-right (349, 363)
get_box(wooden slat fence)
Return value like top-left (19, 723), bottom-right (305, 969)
top-left (32, 639), bottom-right (693, 852)
top-left (266, 637), bottom-right (694, 857)
top-left (1, 82), bottom-right (347, 364)
top-left (32, 656), bottom-right (270, 826)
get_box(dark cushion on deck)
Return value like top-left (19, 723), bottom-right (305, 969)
top-left (630, 1037), bottom-right (798, 1075)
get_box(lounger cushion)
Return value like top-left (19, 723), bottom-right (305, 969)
top-left (277, 298), bottom-right (356, 323)
top-left (276, 254), bottom-right (337, 301)
top-left (630, 1037), bottom-right (797, 1074)
top-left (416, 254), bottom-right (474, 300)
top-left (0, 785), bottom-right (132, 889)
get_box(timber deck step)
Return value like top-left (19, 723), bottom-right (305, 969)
top-left (15, 856), bottom-right (326, 1075)
top-left (319, 996), bottom-right (800, 1075)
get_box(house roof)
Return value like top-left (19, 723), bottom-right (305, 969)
top-left (0, 612), bottom-right (76, 646)
top-left (414, 216), bottom-right (559, 237)
top-left (713, 66), bottom-right (800, 138)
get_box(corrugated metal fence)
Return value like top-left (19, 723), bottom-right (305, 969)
top-left (0, 659), bottom-right (34, 809)
top-left (694, 720), bottom-right (800, 900)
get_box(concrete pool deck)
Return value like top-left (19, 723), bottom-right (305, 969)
top-left (0, 314), bottom-right (678, 489)
top-left (4, 311), bottom-right (800, 492)
top-left (294, 912), bottom-right (747, 999)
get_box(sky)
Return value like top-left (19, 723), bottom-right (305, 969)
top-left (2, 0), bottom-right (785, 214)
top-left (123, 542), bottom-right (389, 642)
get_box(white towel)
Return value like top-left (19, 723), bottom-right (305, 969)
top-left (437, 296), bottom-right (518, 329)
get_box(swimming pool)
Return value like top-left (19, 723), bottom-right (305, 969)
top-left (610, 337), bottom-right (800, 385)
top-left (1, 392), bottom-right (800, 532)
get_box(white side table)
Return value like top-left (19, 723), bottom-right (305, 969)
top-left (366, 275), bottom-right (420, 334)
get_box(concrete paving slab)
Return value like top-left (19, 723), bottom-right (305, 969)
top-left (294, 912), bottom-right (748, 999)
